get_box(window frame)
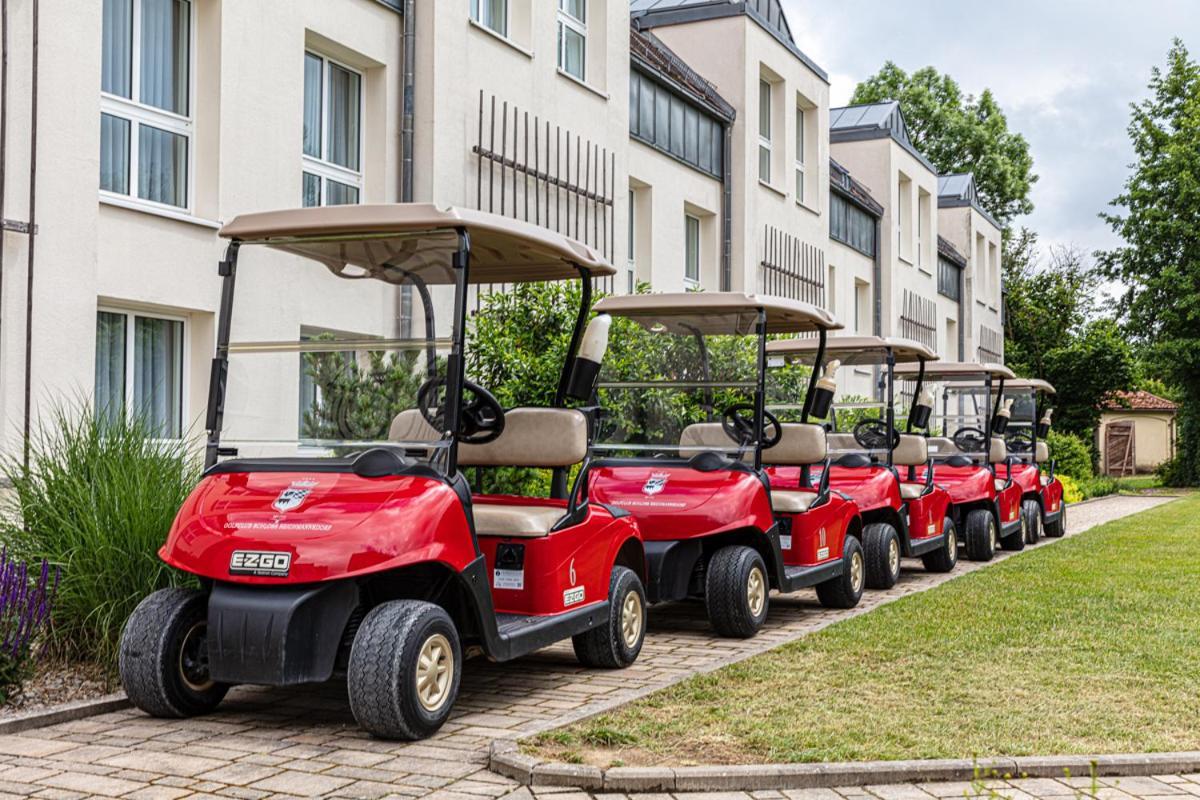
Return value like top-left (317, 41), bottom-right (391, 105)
top-left (557, 0), bottom-right (587, 82)
top-left (302, 50), bottom-right (365, 208)
top-left (99, 0), bottom-right (196, 214)
top-left (684, 213), bottom-right (701, 287)
top-left (470, 0), bottom-right (509, 38)
top-left (96, 306), bottom-right (189, 441)
top-left (758, 79), bottom-right (772, 184)
top-left (794, 105), bottom-right (805, 204)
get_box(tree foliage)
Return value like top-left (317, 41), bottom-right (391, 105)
top-left (1096, 39), bottom-right (1200, 485)
top-left (850, 62), bottom-right (1037, 227)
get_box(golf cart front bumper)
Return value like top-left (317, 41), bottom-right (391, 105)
top-left (206, 581), bottom-right (359, 685)
top-left (1042, 503), bottom-right (1064, 525)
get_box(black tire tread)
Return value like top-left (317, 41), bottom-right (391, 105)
top-left (815, 536), bottom-right (864, 609)
top-left (705, 546), bottom-right (768, 639)
top-left (964, 509), bottom-right (996, 561)
top-left (921, 517), bottom-right (958, 573)
top-left (1023, 499), bottom-right (1042, 544)
top-left (573, 567), bottom-right (646, 668)
top-left (862, 522), bottom-right (900, 590)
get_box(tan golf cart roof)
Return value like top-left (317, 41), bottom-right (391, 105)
top-left (895, 361), bottom-right (1016, 380)
top-left (1007, 378), bottom-right (1057, 394)
top-left (593, 292), bottom-right (840, 335)
top-left (766, 335), bottom-right (937, 365)
top-left (219, 204), bottom-right (615, 285)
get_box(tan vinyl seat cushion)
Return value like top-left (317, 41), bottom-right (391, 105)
top-left (989, 436), bottom-right (1008, 465)
top-left (893, 434), bottom-right (928, 466)
top-left (473, 504), bottom-right (564, 538)
top-left (899, 482), bottom-right (926, 500)
top-left (389, 407), bottom-right (588, 468)
top-left (826, 433), bottom-right (859, 451)
top-left (926, 437), bottom-right (961, 456)
top-left (678, 422), bottom-right (736, 457)
top-left (771, 490), bottom-right (820, 514)
top-left (1035, 441), bottom-right (1049, 464)
top-left (763, 423), bottom-right (827, 465)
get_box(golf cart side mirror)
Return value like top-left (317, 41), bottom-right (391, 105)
top-left (809, 359), bottom-right (841, 420)
top-left (992, 398), bottom-right (1013, 435)
top-left (565, 314), bottom-right (612, 401)
top-left (909, 388), bottom-right (934, 431)
top-left (1037, 409), bottom-right (1053, 438)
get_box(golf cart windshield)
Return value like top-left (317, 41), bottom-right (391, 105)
top-left (211, 204), bottom-right (614, 472)
top-left (893, 362), bottom-right (1016, 465)
top-left (1003, 378), bottom-right (1055, 460)
top-left (590, 294), bottom-right (836, 460)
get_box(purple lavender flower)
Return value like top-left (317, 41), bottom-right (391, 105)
top-left (0, 549), bottom-right (57, 702)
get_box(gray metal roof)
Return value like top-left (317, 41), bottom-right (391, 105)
top-left (937, 173), bottom-right (1001, 230)
top-left (629, 0), bottom-right (827, 83)
top-left (829, 101), bottom-right (936, 174)
top-left (830, 158), bottom-right (883, 217)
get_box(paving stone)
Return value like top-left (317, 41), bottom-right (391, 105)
top-left (247, 770), bottom-right (356, 797)
top-left (38, 771), bottom-right (148, 798)
top-left (123, 786), bottom-right (194, 800)
top-left (197, 762), bottom-right (285, 786)
top-left (863, 785), bottom-right (935, 800)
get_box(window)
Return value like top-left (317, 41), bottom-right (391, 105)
top-left (938, 257), bottom-right (962, 301)
top-left (95, 309), bottom-right (184, 438)
top-left (627, 188), bottom-right (636, 293)
top-left (854, 280), bottom-right (870, 334)
top-left (830, 193), bottom-right (877, 257)
top-left (758, 79), bottom-right (772, 183)
top-left (628, 70), bottom-right (724, 179)
top-left (685, 214), bottom-right (700, 285)
top-left (917, 189), bottom-right (931, 268)
top-left (794, 106), bottom-right (805, 203)
top-left (897, 173), bottom-right (913, 260)
top-left (302, 51), bottom-right (363, 207)
top-left (557, 0), bottom-right (586, 81)
top-left (297, 330), bottom-right (354, 438)
top-left (826, 264), bottom-right (836, 316)
top-left (100, 0), bottom-right (192, 210)
top-left (470, 0), bottom-right (507, 37)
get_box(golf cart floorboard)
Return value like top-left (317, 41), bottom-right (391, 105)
top-left (780, 561), bottom-right (841, 591)
top-left (491, 602), bottom-right (609, 659)
top-left (907, 532), bottom-right (947, 557)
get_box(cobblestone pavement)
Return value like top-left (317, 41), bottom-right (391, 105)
top-left (0, 494), bottom-right (1176, 800)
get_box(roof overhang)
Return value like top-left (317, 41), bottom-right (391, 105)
top-left (219, 204), bottom-right (615, 285)
top-left (767, 335), bottom-right (937, 365)
top-left (594, 292), bottom-right (840, 335)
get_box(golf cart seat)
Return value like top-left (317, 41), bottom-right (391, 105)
top-left (926, 437), bottom-right (961, 456)
top-left (678, 423), bottom-right (740, 458)
top-left (389, 407), bottom-right (589, 538)
top-left (894, 434), bottom-right (931, 500)
top-left (762, 423), bottom-right (828, 514)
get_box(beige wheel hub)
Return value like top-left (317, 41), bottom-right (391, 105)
top-left (888, 539), bottom-right (900, 576)
top-left (415, 633), bottom-right (454, 712)
top-left (178, 621), bottom-right (215, 693)
top-left (947, 527), bottom-right (957, 556)
top-left (620, 590), bottom-right (643, 649)
top-left (747, 566), bottom-right (766, 617)
top-left (989, 521), bottom-right (997, 553)
top-left (849, 551), bottom-right (864, 594)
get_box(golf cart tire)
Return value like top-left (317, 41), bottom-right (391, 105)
top-left (348, 600), bottom-right (461, 741)
top-left (921, 517), bottom-right (958, 573)
top-left (119, 587), bottom-right (229, 719)
top-left (863, 522), bottom-right (901, 590)
top-left (816, 536), bottom-right (865, 609)
top-left (573, 567), bottom-right (647, 668)
top-left (1045, 504), bottom-right (1066, 538)
top-left (965, 509), bottom-right (997, 561)
top-left (705, 545), bottom-right (769, 638)
top-left (1023, 499), bottom-right (1042, 544)
top-left (1000, 514), bottom-right (1026, 551)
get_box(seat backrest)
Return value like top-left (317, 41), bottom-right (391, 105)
top-left (989, 436), bottom-right (1008, 464)
top-left (389, 407), bottom-right (588, 468)
top-left (762, 423), bottom-right (827, 466)
top-left (826, 432), bottom-right (858, 451)
top-left (460, 407), bottom-right (588, 468)
top-left (1035, 441), bottom-right (1049, 464)
top-left (926, 436), bottom-right (962, 457)
top-left (679, 423), bottom-right (737, 458)
top-left (893, 434), bottom-right (928, 466)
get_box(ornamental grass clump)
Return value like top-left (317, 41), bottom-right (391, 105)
top-left (0, 549), bottom-right (58, 704)
top-left (0, 403), bottom-right (201, 671)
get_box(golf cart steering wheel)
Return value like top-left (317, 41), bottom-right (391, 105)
top-left (417, 377), bottom-right (506, 445)
top-left (853, 418), bottom-right (900, 450)
top-left (1005, 429), bottom-right (1035, 453)
top-left (721, 404), bottom-right (782, 449)
top-left (952, 426), bottom-right (989, 454)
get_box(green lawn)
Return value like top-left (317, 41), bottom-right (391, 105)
top-left (528, 494), bottom-right (1200, 766)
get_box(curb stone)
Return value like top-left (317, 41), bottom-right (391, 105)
top-left (0, 693), bottom-right (130, 735)
top-left (489, 743), bottom-right (1200, 791)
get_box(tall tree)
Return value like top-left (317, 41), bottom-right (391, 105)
top-left (1097, 39), bottom-right (1200, 485)
top-left (851, 63), bottom-right (1037, 227)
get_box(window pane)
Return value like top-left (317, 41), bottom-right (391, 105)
top-left (139, 0), bottom-right (190, 115)
top-left (629, 74), bottom-right (639, 133)
top-left (102, 0), bottom-right (132, 97)
top-left (759, 80), bottom-right (771, 140)
top-left (627, 189), bottom-right (635, 257)
top-left (795, 107), bottom-right (805, 164)
top-left (759, 145), bottom-right (770, 182)
top-left (684, 107), bottom-right (699, 164)
top-left (669, 96), bottom-right (684, 155)
top-left (327, 63), bottom-right (361, 171)
top-left (100, 113), bottom-right (131, 195)
top-left (639, 78), bottom-right (655, 140)
top-left (488, 0), bottom-right (508, 36)
top-left (795, 168), bottom-right (804, 203)
top-left (654, 89), bottom-right (670, 148)
top-left (302, 172), bottom-right (321, 207)
top-left (138, 123), bottom-right (188, 207)
top-left (303, 53), bottom-right (322, 159)
top-left (326, 180), bottom-right (360, 206)
top-left (698, 118), bottom-right (713, 173)
top-left (561, 25), bottom-right (585, 80)
top-left (561, 0), bottom-right (585, 23)
top-left (712, 126), bottom-right (723, 175)
top-left (685, 216), bottom-right (700, 282)
top-left (133, 316), bottom-right (183, 438)
top-left (95, 311), bottom-right (127, 428)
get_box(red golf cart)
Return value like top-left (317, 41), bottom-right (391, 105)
top-left (585, 293), bottom-right (866, 638)
top-left (118, 205), bottom-right (649, 740)
top-left (895, 361), bottom-right (1027, 560)
top-left (765, 337), bottom-right (957, 589)
top-left (1004, 378), bottom-right (1067, 540)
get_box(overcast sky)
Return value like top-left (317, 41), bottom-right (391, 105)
top-left (782, 0), bottom-right (1200, 263)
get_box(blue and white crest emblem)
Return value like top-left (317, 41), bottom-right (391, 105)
top-left (272, 484), bottom-right (312, 513)
top-left (642, 473), bottom-right (669, 496)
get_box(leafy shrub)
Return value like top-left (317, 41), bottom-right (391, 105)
top-left (0, 550), bottom-right (57, 704)
top-left (0, 404), bottom-right (201, 670)
top-left (1156, 454), bottom-right (1189, 488)
top-left (1047, 429), bottom-right (1093, 480)
top-left (1057, 474), bottom-right (1083, 504)
top-left (1077, 476), bottom-right (1119, 500)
